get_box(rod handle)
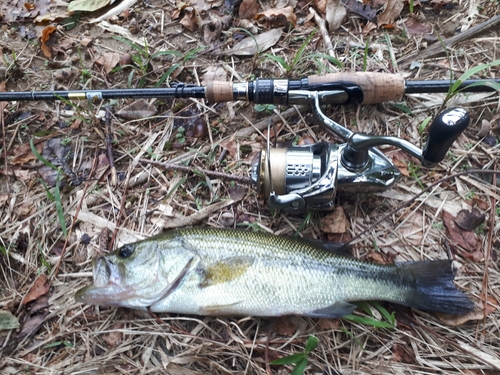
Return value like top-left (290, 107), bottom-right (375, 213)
top-left (308, 72), bottom-right (405, 104)
top-left (422, 107), bottom-right (470, 168)
top-left (206, 81), bottom-right (234, 103)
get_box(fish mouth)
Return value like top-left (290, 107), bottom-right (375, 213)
top-left (75, 257), bottom-right (131, 306)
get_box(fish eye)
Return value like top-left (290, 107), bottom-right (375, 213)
top-left (118, 245), bottom-right (134, 259)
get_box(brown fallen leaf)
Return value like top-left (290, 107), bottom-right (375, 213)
top-left (320, 206), bottom-right (350, 234)
top-left (392, 343), bottom-right (417, 364)
top-left (180, 6), bottom-right (202, 32)
top-left (436, 295), bottom-right (497, 326)
top-left (341, 0), bottom-right (376, 22)
top-left (223, 28), bottom-right (282, 56)
top-left (22, 274), bottom-right (50, 305)
top-left (103, 322), bottom-right (124, 348)
top-left (455, 208), bottom-right (485, 232)
top-left (377, 0), bottom-right (404, 27)
top-left (325, 0), bottom-right (346, 31)
top-left (255, 6), bottom-right (297, 28)
top-left (404, 17), bottom-right (437, 41)
top-left (40, 25), bottom-right (57, 58)
top-left (17, 313), bottom-right (46, 338)
top-left (228, 185), bottom-right (248, 201)
top-left (316, 318), bottom-right (340, 330)
top-left (95, 52), bottom-right (120, 74)
top-left (116, 99), bottom-right (157, 120)
top-left (239, 0), bottom-right (260, 19)
top-left (10, 142), bottom-right (43, 165)
top-left (443, 210), bottom-right (479, 252)
top-left (363, 0), bottom-right (404, 33)
top-left (274, 316), bottom-right (297, 336)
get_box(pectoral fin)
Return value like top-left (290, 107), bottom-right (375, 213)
top-left (200, 301), bottom-right (243, 315)
top-left (200, 256), bottom-right (254, 288)
top-left (307, 301), bottom-right (357, 318)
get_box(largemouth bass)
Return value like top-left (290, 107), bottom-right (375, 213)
top-left (75, 228), bottom-right (474, 317)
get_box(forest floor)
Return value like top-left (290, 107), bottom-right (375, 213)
top-left (1, 0), bottom-right (500, 374)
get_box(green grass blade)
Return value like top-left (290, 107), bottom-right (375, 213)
top-left (291, 357), bottom-right (308, 375)
top-left (343, 313), bottom-right (395, 328)
top-left (30, 138), bottom-right (57, 171)
top-left (305, 335), bottom-right (319, 353)
top-left (270, 353), bottom-right (306, 365)
top-left (54, 171), bottom-right (68, 237)
top-left (263, 54), bottom-right (289, 71)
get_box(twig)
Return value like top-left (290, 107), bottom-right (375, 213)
top-left (480, 161), bottom-right (496, 340)
top-left (104, 105), bottom-right (117, 187)
top-left (346, 169), bottom-right (500, 247)
top-left (138, 158), bottom-right (253, 185)
top-left (162, 199), bottom-right (239, 229)
top-left (1, 97), bottom-right (7, 184)
top-left (309, 7), bottom-right (335, 58)
top-left (398, 14), bottom-right (500, 66)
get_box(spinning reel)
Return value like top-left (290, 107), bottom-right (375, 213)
top-left (251, 90), bottom-right (470, 211)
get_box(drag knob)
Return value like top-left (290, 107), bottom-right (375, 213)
top-left (422, 107), bottom-right (470, 168)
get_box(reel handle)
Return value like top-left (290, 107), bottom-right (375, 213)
top-left (422, 108), bottom-right (470, 168)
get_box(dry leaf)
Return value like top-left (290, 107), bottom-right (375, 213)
top-left (40, 25), bottom-right (57, 58)
top-left (116, 99), bottom-right (157, 120)
top-left (103, 322), bottom-right (124, 348)
top-left (455, 208), bottom-right (485, 232)
top-left (228, 185), bottom-right (248, 201)
top-left (320, 206), bottom-right (350, 234)
top-left (22, 274), bottom-right (50, 305)
top-left (223, 28), bottom-right (282, 56)
top-left (18, 313), bottom-right (46, 338)
top-left (255, 6), bottom-right (297, 28)
top-left (239, 0), bottom-right (260, 19)
top-left (316, 318), bottom-right (340, 330)
top-left (202, 66), bottom-right (227, 85)
top-left (341, 0), bottom-right (376, 22)
top-left (0, 311), bottom-right (20, 330)
top-left (325, 0), bottom-right (346, 32)
top-left (274, 316), bottom-right (297, 336)
top-left (404, 17), bottom-right (433, 35)
top-left (180, 7), bottom-right (202, 32)
top-left (377, 0), bottom-right (404, 27)
top-left (95, 52), bottom-right (120, 74)
top-left (436, 296), bottom-right (497, 326)
top-left (68, 0), bottom-right (111, 12)
top-left (443, 210), bottom-right (479, 252)
top-left (401, 211), bottom-right (423, 246)
top-left (392, 343), bottom-right (417, 364)
top-left (315, 0), bottom-right (327, 13)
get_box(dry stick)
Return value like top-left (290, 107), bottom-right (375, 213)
top-left (346, 169), bottom-right (500, 247)
top-left (1, 99), bottom-right (7, 182)
top-left (104, 105), bottom-right (117, 187)
top-left (398, 14), bottom-right (500, 66)
top-left (480, 162), bottom-right (496, 341)
top-left (139, 158), bottom-right (253, 185)
top-left (309, 7), bottom-right (335, 58)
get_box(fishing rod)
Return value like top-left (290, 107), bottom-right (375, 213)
top-left (2, 72), bottom-right (496, 211)
top-left (0, 72), bottom-right (498, 105)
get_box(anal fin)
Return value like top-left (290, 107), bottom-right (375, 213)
top-left (307, 301), bottom-right (357, 318)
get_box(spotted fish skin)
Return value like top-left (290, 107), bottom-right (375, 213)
top-left (75, 228), bottom-right (474, 317)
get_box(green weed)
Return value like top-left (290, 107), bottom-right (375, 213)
top-left (270, 335), bottom-right (319, 375)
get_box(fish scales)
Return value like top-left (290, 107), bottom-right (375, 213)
top-left (75, 228), bottom-right (474, 317)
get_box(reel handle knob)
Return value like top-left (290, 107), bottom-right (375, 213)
top-left (422, 108), bottom-right (470, 168)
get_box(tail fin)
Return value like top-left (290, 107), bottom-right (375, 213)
top-left (397, 260), bottom-right (474, 314)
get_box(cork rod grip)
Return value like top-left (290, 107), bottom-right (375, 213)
top-left (206, 81), bottom-right (234, 103)
top-left (308, 72), bottom-right (405, 104)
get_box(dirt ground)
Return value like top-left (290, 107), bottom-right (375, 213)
top-left (1, 0), bottom-right (500, 374)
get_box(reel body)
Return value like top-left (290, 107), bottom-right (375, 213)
top-left (251, 90), bottom-right (470, 211)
